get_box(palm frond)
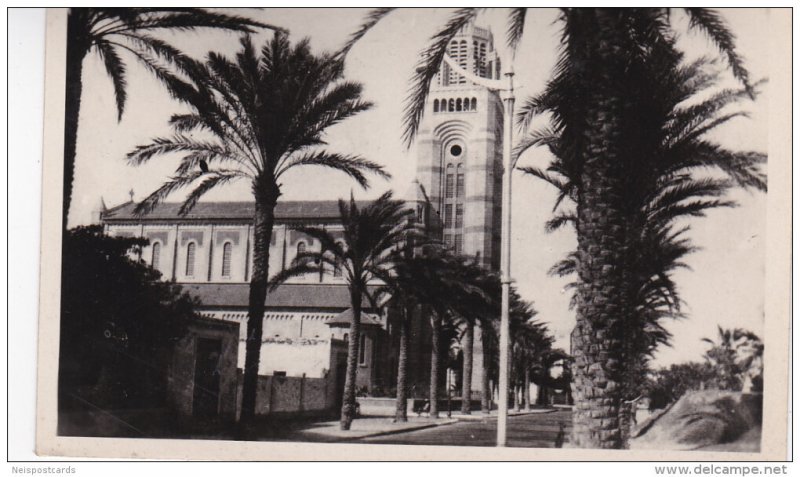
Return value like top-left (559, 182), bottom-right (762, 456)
top-left (682, 8), bottom-right (753, 95)
top-left (337, 7), bottom-right (395, 58)
top-left (506, 8), bottom-right (527, 53)
top-left (277, 151), bottom-right (389, 188)
top-left (94, 40), bottom-right (127, 120)
top-left (402, 8), bottom-right (480, 146)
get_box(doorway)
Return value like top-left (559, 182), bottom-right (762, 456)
top-left (193, 338), bottom-right (222, 418)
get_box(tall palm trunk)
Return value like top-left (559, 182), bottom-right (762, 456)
top-left (429, 313), bottom-right (441, 418)
top-left (569, 10), bottom-right (630, 450)
top-left (395, 304), bottom-right (410, 422)
top-left (480, 328), bottom-right (492, 414)
top-left (63, 14), bottom-right (91, 230)
top-left (523, 366), bottom-right (531, 411)
top-left (341, 287), bottom-right (363, 430)
top-left (461, 322), bottom-right (473, 414)
top-left (240, 188), bottom-right (278, 425)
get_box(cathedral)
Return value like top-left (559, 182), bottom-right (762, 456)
top-left (100, 21), bottom-right (504, 409)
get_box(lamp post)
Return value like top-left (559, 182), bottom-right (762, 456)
top-left (442, 54), bottom-right (515, 447)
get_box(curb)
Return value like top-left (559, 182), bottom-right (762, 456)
top-left (453, 408), bottom-right (558, 421)
top-left (341, 419), bottom-right (459, 442)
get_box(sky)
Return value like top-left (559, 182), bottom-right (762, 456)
top-left (68, 8), bottom-right (770, 367)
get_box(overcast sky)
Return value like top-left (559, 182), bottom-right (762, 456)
top-left (68, 8), bottom-right (770, 367)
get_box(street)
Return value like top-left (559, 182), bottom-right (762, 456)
top-left (362, 409), bottom-right (572, 448)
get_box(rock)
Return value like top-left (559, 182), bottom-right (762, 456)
top-left (630, 391), bottom-right (762, 452)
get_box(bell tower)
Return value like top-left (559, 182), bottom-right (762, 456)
top-left (415, 20), bottom-right (503, 270)
top-left (414, 21), bottom-right (504, 397)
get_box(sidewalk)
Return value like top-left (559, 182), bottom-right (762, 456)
top-left (279, 416), bottom-right (458, 442)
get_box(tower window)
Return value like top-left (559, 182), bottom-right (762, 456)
top-left (471, 98), bottom-right (477, 111)
top-left (444, 204), bottom-right (453, 228)
top-left (456, 164), bottom-right (465, 197)
top-left (455, 204), bottom-right (464, 228)
top-left (456, 98), bottom-right (462, 111)
top-left (448, 99), bottom-right (454, 112)
top-left (221, 242), bottom-right (232, 277)
top-left (151, 241), bottom-right (161, 270)
top-left (185, 242), bottom-right (196, 277)
top-left (445, 174), bottom-right (454, 199)
top-left (433, 99), bottom-right (439, 113)
top-left (454, 234), bottom-right (463, 254)
top-left (450, 144), bottom-right (462, 157)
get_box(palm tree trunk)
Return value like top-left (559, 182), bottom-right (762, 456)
top-left (524, 367), bottom-right (531, 411)
top-left (395, 304), bottom-right (410, 422)
top-left (63, 13), bottom-right (91, 230)
top-left (341, 287), bottom-right (363, 430)
top-left (461, 322), bottom-right (474, 414)
top-left (429, 313), bottom-right (441, 418)
top-left (481, 329), bottom-right (492, 414)
top-left (240, 191), bottom-right (278, 426)
top-left (569, 10), bottom-right (630, 450)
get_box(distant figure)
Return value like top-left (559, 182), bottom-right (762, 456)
top-left (555, 422), bottom-right (566, 448)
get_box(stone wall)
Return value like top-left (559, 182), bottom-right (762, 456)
top-left (235, 372), bottom-right (334, 417)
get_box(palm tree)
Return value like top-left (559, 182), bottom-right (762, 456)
top-left (342, 7), bottom-right (757, 448)
top-left (273, 192), bottom-right (412, 430)
top-left (127, 34), bottom-right (388, 427)
top-left (702, 326), bottom-right (763, 391)
top-left (63, 8), bottom-right (275, 228)
top-left (516, 44), bottom-right (765, 446)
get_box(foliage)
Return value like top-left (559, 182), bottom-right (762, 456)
top-left (647, 327), bottom-right (764, 410)
top-left (63, 8), bottom-right (272, 227)
top-left (646, 362), bottom-right (715, 411)
top-left (702, 326), bottom-right (764, 392)
top-left (59, 225), bottom-right (198, 409)
top-left (128, 33), bottom-right (387, 215)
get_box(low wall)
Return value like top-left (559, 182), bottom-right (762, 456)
top-left (236, 372), bottom-right (334, 418)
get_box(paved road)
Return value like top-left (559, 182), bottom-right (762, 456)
top-left (362, 409), bottom-right (572, 448)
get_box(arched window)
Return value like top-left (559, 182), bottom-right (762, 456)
top-left (471, 97), bottom-right (477, 111)
top-left (359, 333), bottom-right (367, 365)
top-left (185, 242), bottom-right (196, 276)
top-left (221, 242), bottom-right (232, 277)
top-left (433, 99), bottom-right (439, 113)
top-left (151, 241), bottom-right (161, 270)
top-left (464, 97), bottom-right (470, 110)
top-left (456, 98), bottom-right (462, 111)
top-left (447, 99), bottom-right (453, 112)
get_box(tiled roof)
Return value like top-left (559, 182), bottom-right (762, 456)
top-left (182, 283), bottom-right (377, 310)
top-left (327, 308), bottom-right (382, 327)
top-left (101, 200), bottom-right (370, 223)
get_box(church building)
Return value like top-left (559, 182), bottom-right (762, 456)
top-left (100, 20), bottom-right (504, 406)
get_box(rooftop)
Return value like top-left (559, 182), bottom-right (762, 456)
top-left (183, 282), bottom-right (379, 310)
top-left (101, 200), bottom-right (370, 223)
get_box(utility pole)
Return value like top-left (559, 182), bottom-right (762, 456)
top-left (442, 53), bottom-right (516, 447)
